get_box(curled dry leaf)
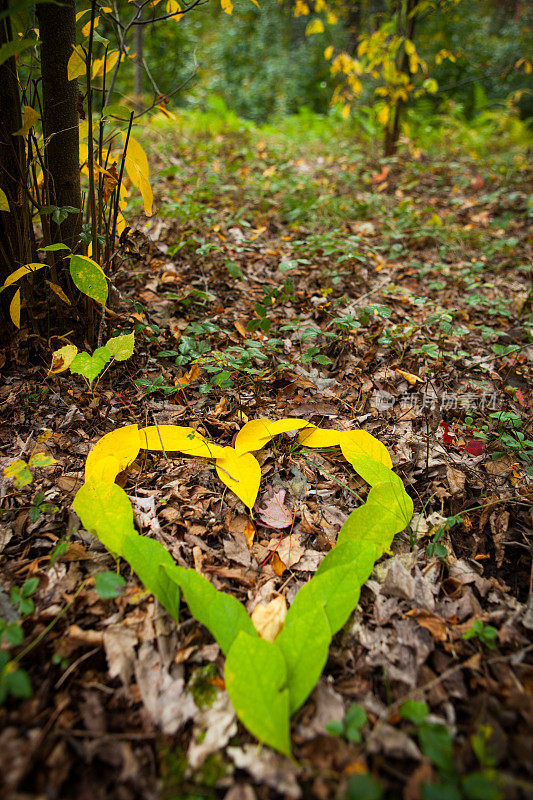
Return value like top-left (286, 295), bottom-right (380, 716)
top-left (257, 489), bottom-right (293, 529)
top-left (251, 596), bottom-right (287, 642)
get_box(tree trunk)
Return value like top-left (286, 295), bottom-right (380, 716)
top-left (383, 0), bottom-right (417, 157)
top-left (36, 0), bottom-right (82, 251)
top-left (0, 0), bottom-right (34, 332)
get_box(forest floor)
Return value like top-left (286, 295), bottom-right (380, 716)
top-left (1, 111), bottom-right (532, 800)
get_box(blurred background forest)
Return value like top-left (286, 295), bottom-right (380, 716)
top-left (120, 0), bottom-right (533, 150)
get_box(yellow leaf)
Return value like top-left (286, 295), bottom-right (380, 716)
top-left (82, 16), bottom-right (99, 37)
top-left (86, 424), bottom-right (141, 483)
top-left (294, 0), bottom-right (309, 15)
top-left (251, 596), bottom-right (287, 642)
top-left (298, 426), bottom-right (341, 448)
top-left (46, 280), bottom-right (71, 305)
top-left (221, 0), bottom-right (233, 14)
top-left (13, 105), bottom-right (40, 137)
top-left (92, 50), bottom-right (119, 78)
top-left (339, 430), bottom-right (393, 470)
top-left (305, 18), bottom-right (324, 35)
top-left (215, 447), bottom-right (261, 509)
top-left (342, 104), bottom-right (350, 119)
top-left (166, 0), bottom-right (183, 17)
top-left (234, 418), bottom-right (310, 454)
top-left (2, 262), bottom-right (45, 289)
top-left (68, 45), bottom-right (86, 81)
top-left (123, 134), bottom-right (153, 216)
top-left (139, 425), bottom-right (225, 459)
top-left (49, 344), bottom-right (78, 374)
top-left (395, 368), bottom-right (423, 385)
top-left (324, 45), bottom-right (333, 60)
top-left (249, 0), bottom-right (260, 7)
top-left (377, 105), bottom-right (390, 125)
top-left (9, 288), bottom-right (20, 328)
top-left (0, 189), bottom-right (9, 212)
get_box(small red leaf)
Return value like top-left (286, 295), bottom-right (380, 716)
top-left (441, 422), bottom-right (454, 444)
top-left (466, 439), bottom-right (484, 456)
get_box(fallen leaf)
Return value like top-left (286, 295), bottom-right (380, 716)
top-left (395, 368), bottom-right (424, 385)
top-left (251, 596), bottom-right (287, 642)
top-left (257, 489), bottom-right (293, 529)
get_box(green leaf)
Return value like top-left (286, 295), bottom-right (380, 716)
top-left (73, 480), bottom-right (135, 556)
top-left (315, 539), bottom-right (379, 586)
top-left (21, 578), bottom-right (39, 597)
top-left (225, 631), bottom-right (291, 757)
top-left (123, 535), bottom-right (181, 621)
top-left (0, 37), bottom-right (36, 68)
top-left (346, 773), bottom-right (383, 800)
top-left (5, 667), bottom-right (32, 699)
top-left (400, 699), bottom-right (429, 725)
top-left (70, 347), bottom-right (111, 382)
top-left (276, 601), bottom-right (331, 713)
top-left (69, 254), bottom-right (108, 305)
top-left (106, 332), bottom-right (135, 361)
top-left (422, 782), bottom-right (461, 800)
top-left (3, 623), bottom-right (23, 647)
top-left (162, 563), bottom-right (257, 656)
top-left (461, 772), bottom-right (502, 800)
top-left (28, 452), bottom-right (56, 469)
top-left (337, 481), bottom-right (413, 554)
top-left (94, 571), bottom-right (126, 599)
top-left (326, 720), bottom-right (344, 736)
top-left (3, 459), bottom-right (32, 487)
top-left (286, 563), bottom-right (361, 636)
top-left (38, 243), bottom-right (71, 252)
top-left (419, 723), bottom-right (455, 774)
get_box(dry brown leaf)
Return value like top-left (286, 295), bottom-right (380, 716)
top-left (251, 595), bottom-right (287, 642)
top-left (244, 520), bottom-right (255, 548)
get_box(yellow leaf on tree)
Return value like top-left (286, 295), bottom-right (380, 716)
top-left (9, 289), bottom-right (21, 328)
top-left (251, 596), bottom-right (287, 642)
top-left (166, 0), bottom-right (183, 18)
top-left (46, 280), bottom-right (71, 305)
top-left (234, 418), bottom-right (309, 454)
top-left (221, 0), bottom-right (233, 14)
top-left (68, 45), bottom-right (86, 81)
top-left (2, 262), bottom-right (45, 289)
top-left (294, 0), bottom-right (309, 15)
top-left (123, 134), bottom-right (153, 216)
top-left (305, 18), bottom-right (324, 35)
top-left (0, 189), bottom-right (9, 212)
top-left (324, 45), bottom-right (333, 60)
top-left (377, 104), bottom-right (390, 125)
top-left (82, 16), bottom-right (99, 37)
top-left (13, 105), bottom-right (40, 137)
top-left (49, 344), bottom-right (78, 374)
top-left (86, 424), bottom-right (141, 482)
top-left (92, 50), bottom-right (119, 78)
top-left (215, 447), bottom-right (261, 509)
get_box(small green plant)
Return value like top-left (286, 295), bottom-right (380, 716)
top-left (425, 515), bottom-right (461, 561)
top-left (0, 578), bottom-right (39, 704)
top-left (399, 700), bottom-right (503, 800)
top-left (51, 332), bottom-right (135, 387)
top-left (327, 703), bottom-right (367, 742)
top-left (94, 571), bottom-right (126, 600)
top-left (3, 451), bottom-right (56, 489)
top-left (28, 491), bottom-right (59, 523)
top-left (462, 619), bottom-right (499, 650)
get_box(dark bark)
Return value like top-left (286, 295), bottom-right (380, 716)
top-left (0, 0), bottom-right (34, 332)
top-left (36, 0), bottom-right (82, 250)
